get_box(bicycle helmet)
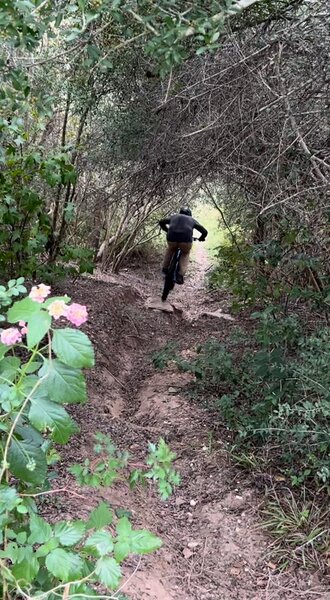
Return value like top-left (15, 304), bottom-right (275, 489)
top-left (179, 207), bottom-right (192, 216)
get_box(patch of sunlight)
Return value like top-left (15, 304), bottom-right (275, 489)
top-left (193, 202), bottom-right (229, 259)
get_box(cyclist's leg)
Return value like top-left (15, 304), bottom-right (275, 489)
top-left (177, 242), bottom-right (192, 280)
top-left (162, 242), bottom-right (178, 274)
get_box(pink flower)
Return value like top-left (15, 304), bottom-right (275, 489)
top-left (1, 328), bottom-right (22, 346)
top-left (19, 321), bottom-right (28, 335)
top-left (65, 303), bottom-right (88, 327)
top-left (29, 283), bottom-right (51, 304)
top-left (47, 300), bottom-right (68, 320)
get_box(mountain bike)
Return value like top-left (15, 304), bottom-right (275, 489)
top-left (161, 238), bottom-right (198, 302)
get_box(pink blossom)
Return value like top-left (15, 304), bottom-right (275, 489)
top-left (29, 283), bottom-right (51, 304)
top-left (47, 300), bottom-right (68, 320)
top-left (1, 328), bottom-right (22, 346)
top-left (19, 321), bottom-right (28, 335)
top-left (65, 303), bottom-right (88, 327)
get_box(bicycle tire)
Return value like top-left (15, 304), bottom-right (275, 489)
top-left (161, 249), bottom-right (180, 302)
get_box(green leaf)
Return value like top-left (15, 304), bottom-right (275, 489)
top-left (28, 513), bottom-right (53, 544)
top-left (116, 516), bottom-right (132, 537)
top-left (36, 537), bottom-right (59, 557)
top-left (52, 328), bottom-right (94, 368)
top-left (46, 548), bottom-right (84, 581)
top-left (114, 540), bottom-right (130, 563)
top-left (87, 503), bottom-right (113, 530)
top-left (95, 557), bottom-right (121, 589)
top-left (8, 435), bottom-right (47, 484)
top-left (39, 359), bottom-right (87, 404)
top-left (54, 521), bottom-right (86, 546)
top-left (0, 357), bottom-right (20, 383)
top-left (0, 343), bottom-right (9, 360)
top-left (29, 395), bottom-right (77, 443)
top-left (0, 485), bottom-right (19, 513)
top-left (114, 517), bottom-right (162, 561)
top-left (11, 548), bottom-right (39, 584)
top-left (85, 531), bottom-right (114, 556)
top-left (7, 297), bottom-right (41, 323)
top-left (129, 530), bottom-right (162, 555)
top-left (27, 310), bottom-right (51, 349)
top-left (22, 361), bottom-right (42, 374)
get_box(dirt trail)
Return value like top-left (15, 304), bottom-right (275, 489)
top-left (54, 251), bottom-right (328, 600)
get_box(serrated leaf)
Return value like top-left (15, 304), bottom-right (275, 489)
top-left (39, 359), bottom-right (87, 404)
top-left (27, 310), bottom-right (51, 349)
top-left (7, 297), bottom-right (41, 323)
top-left (85, 531), bottom-right (114, 556)
top-left (0, 357), bottom-right (20, 383)
top-left (0, 485), bottom-right (18, 513)
top-left (113, 540), bottom-right (130, 562)
top-left (95, 556), bottom-right (121, 589)
top-left (46, 548), bottom-right (84, 581)
top-left (129, 530), bottom-right (162, 555)
top-left (115, 517), bottom-right (162, 560)
top-left (29, 395), bottom-right (77, 443)
top-left (11, 548), bottom-right (39, 584)
top-left (54, 521), bottom-right (85, 546)
top-left (87, 503), bottom-right (113, 530)
top-left (36, 536), bottom-right (59, 557)
top-left (8, 435), bottom-right (47, 484)
top-left (28, 513), bottom-right (53, 544)
top-left (52, 328), bottom-right (94, 368)
top-left (116, 516), bottom-right (132, 537)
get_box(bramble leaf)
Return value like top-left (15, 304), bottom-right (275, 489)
top-left (87, 503), bottom-right (113, 530)
top-left (85, 530), bottom-right (114, 556)
top-left (46, 548), bottom-right (84, 581)
top-left (95, 556), bottom-right (121, 589)
top-left (53, 520), bottom-right (86, 546)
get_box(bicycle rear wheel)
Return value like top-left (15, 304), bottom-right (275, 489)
top-left (162, 249), bottom-right (180, 302)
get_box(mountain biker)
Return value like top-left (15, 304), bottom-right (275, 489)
top-left (159, 207), bottom-right (208, 284)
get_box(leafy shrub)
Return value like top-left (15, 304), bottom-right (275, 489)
top-left (209, 240), bottom-right (329, 313)
top-left (167, 310), bottom-right (330, 488)
top-left (0, 280), bottom-right (179, 598)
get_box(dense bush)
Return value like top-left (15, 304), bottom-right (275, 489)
top-left (155, 309), bottom-right (330, 488)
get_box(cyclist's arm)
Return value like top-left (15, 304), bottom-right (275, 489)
top-left (194, 220), bottom-right (208, 241)
top-left (159, 217), bottom-right (170, 232)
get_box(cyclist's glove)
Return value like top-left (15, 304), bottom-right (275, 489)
top-left (199, 236), bottom-right (206, 242)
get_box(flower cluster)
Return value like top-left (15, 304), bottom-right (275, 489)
top-left (0, 284), bottom-right (88, 346)
top-left (47, 300), bottom-right (88, 326)
top-left (1, 328), bottom-right (22, 346)
top-left (28, 284), bottom-right (88, 327)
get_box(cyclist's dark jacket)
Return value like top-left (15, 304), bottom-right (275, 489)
top-left (159, 214), bottom-right (208, 243)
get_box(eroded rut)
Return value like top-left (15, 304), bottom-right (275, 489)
top-left (53, 248), bottom-right (329, 600)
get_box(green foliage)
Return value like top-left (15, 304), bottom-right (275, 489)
top-left (169, 311), bottom-right (330, 488)
top-left (130, 438), bottom-right (181, 500)
top-left (209, 236), bottom-right (329, 312)
top-left (70, 433), bottom-right (180, 501)
top-left (152, 341), bottom-right (178, 370)
top-left (0, 278), bottom-right (26, 322)
top-left (0, 281), bottom-right (178, 598)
